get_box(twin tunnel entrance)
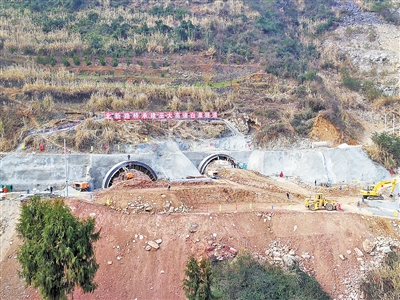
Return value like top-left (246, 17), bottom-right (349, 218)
top-left (101, 153), bottom-right (235, 188)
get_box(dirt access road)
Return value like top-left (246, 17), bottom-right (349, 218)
top-left (1, 168), bottom-right (398, 300)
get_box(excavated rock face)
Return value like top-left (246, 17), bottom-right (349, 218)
top-left (228, 113), bottom-right (261, 135)
top-left (309, 115), bottom-right (358, 147)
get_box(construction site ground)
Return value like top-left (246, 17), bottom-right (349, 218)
top-left (2, 166), bottom-right (400, 300)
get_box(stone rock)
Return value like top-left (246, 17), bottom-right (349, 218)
top-left (301, 253), bottom-right (311, 259)
top-left (155, 239), bottom-right (163, 244)
top-left (339, 254), bottom-right (346, 260)
top-left (378, 246), bottom-right (391, 254)
top-left (354, 247), bottom-right (364, 257)
top-left (107, 261), bottom-right (113, 265)
top-left (145, 245), bottom-right (152, 251)
top-left (148, 240), bottom-right (160, 249)
top-left (189, 223), bottom-right (199, 233)
top-left (272, 251), bottom-right (281, 257)
top-left (293, 225), bottom-right (297, 232)
top-left (283, 255), bottom-right (296, 266)
top-left (117, 256), bottom-right (122, 261)
top-left (346, 250), bottom-right (352, 255)
top-left (362, 239), bottom-right (375, 254)
top-left (226, 246), bottom-right (238, 255)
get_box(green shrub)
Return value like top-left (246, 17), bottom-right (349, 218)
top-left (23, 47), bottom-right (34, 55)
top-left (49, 56), bottom-right (57, 66)
top-left (112, 57), bottom-right (118, 67)
top-left (151, 61), bottom-right (157, 69)
top-left (8, 46), bottom-right (16, 54)
top-left (73, 54), bottom-right (80, 66)
top-left (342, 76), bottom-right (361, 91)
top-left (62, 56), bottom-right (70, 67)
top-left (36, 56), bottom-right (47, 65)
top-left (84, 55), bottom-right (92, 66)
top-left (212, 253), bottom-right (330, 300)
top-left (99, 54), bottom-right (106, 66)
top-left (371, 132), bottom-right (400, 168)
top-left (363, 81), bottom-right (382, 101)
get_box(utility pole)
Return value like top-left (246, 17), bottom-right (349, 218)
top-left (64, 139), bottom-right (68, 197)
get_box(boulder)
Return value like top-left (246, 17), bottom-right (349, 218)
top-left (362, 239), bottom-right (375, 254)
top-left (283, 255), bottom-right (297, 266)
top-left (148, 240), bottom-right (160, 249)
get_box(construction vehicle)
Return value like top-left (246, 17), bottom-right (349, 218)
top-left (305, 193), bottom-right (338, 211)
top-left (122, 167), bottom-right (134, 180)
top-left (72, 181), bottom-right (89, 191)
top-left (360, 178), bottom-right (397, 200)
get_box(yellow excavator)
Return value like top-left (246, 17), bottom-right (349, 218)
top-left (360, 178), bottom-right (397, 200)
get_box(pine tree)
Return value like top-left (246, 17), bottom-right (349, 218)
top-left (183, 256), bottom-right (215, 300)
top-left (17, 196), bottom-right (101, 300)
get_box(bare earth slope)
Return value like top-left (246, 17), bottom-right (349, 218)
top-left (1, 169), bottom-right (400, 300)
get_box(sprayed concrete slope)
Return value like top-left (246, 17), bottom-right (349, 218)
top-left (0, 143), bottom-right (390, 191)
top-left (247, 145), bottom-right (390, 185)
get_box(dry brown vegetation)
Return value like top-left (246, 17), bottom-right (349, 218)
top-left (1, 0), bottom-right (400, 154)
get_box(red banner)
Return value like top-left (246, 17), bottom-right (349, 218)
top-left (104, 111), bottom-right (218, 121)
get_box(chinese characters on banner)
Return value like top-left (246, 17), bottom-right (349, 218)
top-left (104, 111), bottom-right (218, 121)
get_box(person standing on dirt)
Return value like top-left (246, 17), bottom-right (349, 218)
top-left (127, 154), bottom-right (130, 161)
top-left (286, 192), bottom-right (290, 200)
top-left (315, 180), bottom-right (317, 186)
top-left (167, 184), bottom-right (171, 191)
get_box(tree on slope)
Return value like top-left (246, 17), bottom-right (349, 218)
top-left (17, 196), bottom-right (101, 300)
top-left (183, 256), bottom-right (215, 300)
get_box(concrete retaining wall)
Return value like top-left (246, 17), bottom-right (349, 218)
top-left (0, 143), bottom-right (391, 192)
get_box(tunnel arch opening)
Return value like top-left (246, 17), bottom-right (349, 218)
top-left (198, 153), bottom-right (236, 174)
top-left (102, 161), bottom-right (157, 188)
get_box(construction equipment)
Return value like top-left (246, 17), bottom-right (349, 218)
top-left (122, 167), bottom-right (134, 180)
top-left (360, 178), bottom-right (397, 200)
top-left (305, 193), bottom-right (338, 211)
top-left (72, 181), bottom-right (89, 191)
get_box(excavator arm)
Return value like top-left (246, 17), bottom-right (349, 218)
top-left (361, 178), bottom-right (397, 200)
top-left (390, 179), bottom-right (397, 196)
